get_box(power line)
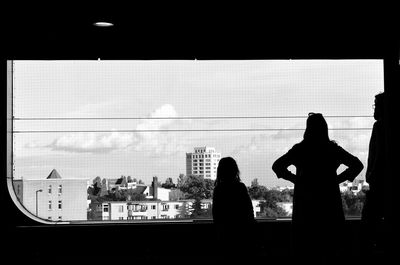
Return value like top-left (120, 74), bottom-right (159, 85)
top-left (13, 128), bottom-right (373, 133)
top-left (13, 115), bottom-right (373, 121)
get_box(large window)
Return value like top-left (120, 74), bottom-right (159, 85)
top-left (8, 60), bottom-right (383, 223)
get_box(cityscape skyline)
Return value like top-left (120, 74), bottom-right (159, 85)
top-left (12, 60), bottom-right (383, 187)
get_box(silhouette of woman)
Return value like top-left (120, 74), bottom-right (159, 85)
top-left (272, 113), bottom-right (364, 261)
top-left (212, 157), bottom-right (256, 261)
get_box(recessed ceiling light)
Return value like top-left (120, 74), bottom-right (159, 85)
top-left (93, 22), bottom-right (114, 27)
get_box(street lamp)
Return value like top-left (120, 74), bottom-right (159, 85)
top-left (35, 189), bottom-right (43, 217)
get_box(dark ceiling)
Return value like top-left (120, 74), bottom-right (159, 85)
top-left (4, 5), bottom-right (399, 60)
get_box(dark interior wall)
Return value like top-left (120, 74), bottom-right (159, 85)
top-left (5, 219), bottom-right (374, 264)
top-left (2, 7), bottom-right (398, 265)
top-left (3, 6), bottom-right (398, 60)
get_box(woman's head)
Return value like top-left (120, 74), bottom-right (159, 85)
top-left (303, 113), bottom-right (330, 143)
top-left (216, 157), bottom-right (241, 185)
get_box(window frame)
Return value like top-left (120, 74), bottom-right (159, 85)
top-left (6, 58), bottom-right (393, 226)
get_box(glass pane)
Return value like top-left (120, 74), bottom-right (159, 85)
top-left (11, 60), bottom-right (383, 222)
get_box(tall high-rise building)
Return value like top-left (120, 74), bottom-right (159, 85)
top-left (186, 147), bottom-right (221, 180)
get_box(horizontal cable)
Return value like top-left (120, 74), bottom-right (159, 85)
top-left (13, 128), bottom-right (373, 133)
top-left (13, 115), bottom-right (373, 121)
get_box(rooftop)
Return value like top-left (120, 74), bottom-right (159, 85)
top-left (46, 169), bottom-right (62, 179)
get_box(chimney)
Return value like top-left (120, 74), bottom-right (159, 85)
top-left (152, 176), bottom-right (158, 200)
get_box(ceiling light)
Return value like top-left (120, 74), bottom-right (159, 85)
top-left (93, 22), bottom-right (114, 27)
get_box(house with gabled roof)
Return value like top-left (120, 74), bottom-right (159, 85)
top-left (13, 169), bottom-right (88, 222)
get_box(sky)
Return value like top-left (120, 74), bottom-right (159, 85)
top-left (12, 60), bottom-right (383, 187)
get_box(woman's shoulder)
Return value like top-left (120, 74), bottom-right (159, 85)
top-left (221, 181), bottom-right (247, 191)
top-left (237, 182), bottom-right (250, 195)
top-left (326, 141), bottom-right (352, 159)
top-left (328, 140), bottom-right (343, 151)
top-left (213, 181), bottom-right (246, 198)
top-left (288, 142), bottom-right (304, 153)
top-left (238, 181), bottom-right (247, 189)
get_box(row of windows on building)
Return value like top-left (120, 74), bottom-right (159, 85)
top-left (193, 167), bottom-right (216, 170)
top-left (103, 203), bottom-right (180, 213)
top-left (47, 185), bottom-right (63, 195)
top-left (192, 159), bottom-right (215, 163)
top-left (47, 216), bottom-right (63, 221)
top-left (48, 200), bottom-right (63, 210)
top-left (191, 154), bottom-right (220, 159)
top-left (193, 171), bottom-right (214, 174)
top-left (192, 162), bottom-right (217, 167)
top-left (120, 215), bottom-right (178, 220)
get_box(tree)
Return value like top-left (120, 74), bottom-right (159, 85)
top-left (161, 177), bottom-right (176, 189)
top-left (169, 189), bottom-right (185, 201)
top-left (178, 175), bottom-right (214, 218)
top-left (178, 201), bottom-right (191, 218)
top-left (113, 189), bottom-right (123, 201)
top-left (125, 189), bottom-right (147, 201)
top-left (87, 202), bottom-right (102, 221)
top-left (88, 183), bottom-right (100, 197)
top-left (127, 176), bottom-right (133, 183)
top-left (341, 190), bottom-right (366, 216)
top-left (191, 198), bottom-right (206, 218)
top-left (260, 205), bottom-right (287, 218)
top-left (265, 189), bottom-right (285, 203)
top-left (179, 175), bottom-right (207, 200)
top-left (99, 178), bottom-right (109, 197)
top-left (93, 176), bottom-right (102, 187)
top-left (248, 179), bottom-right (268, 200)
top-left (177, 174), bottom-right (186, 189)
top-left (204, 179), bottom-right (215, 199)
top-left (259, 189), bottom-right (288, 218)
top-left (120, 176), bottom-right (128, 187)
top-left (281, 188), bottom-right (294, 202)
top-left (251, 178), bottom-right (259, 187)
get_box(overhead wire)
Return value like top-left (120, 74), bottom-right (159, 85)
top-left (13, 115), bottom-right (373, 133)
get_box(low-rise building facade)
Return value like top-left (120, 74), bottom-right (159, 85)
top-left (13, 169), bottom-right (88, 221)
top-left (92, 199), bottom-right (262, 221)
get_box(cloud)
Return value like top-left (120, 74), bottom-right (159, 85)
top-left (327, 116), bottom-right (373, 130)
top-left (270, 129), bottom-right (303, 141)
top-left (25, 104), bottom-right (188, 155)
top-left (133, 104), bottom-right (189, 156)
top-left (269, 116), bottom-right (373, 142)
top-left (41, 104), bottom-right (189, 155)
top-left (136, 104), bottom-right (178, 131)
top-left (329, 117), bottom-right (373, 151)
top-left (270, 120), bottom-right (304, 141)
top-left (46, 131), bottom-right (136, 153)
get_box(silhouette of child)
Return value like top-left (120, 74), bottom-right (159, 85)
top-left (212, 157), bottom-right (256, 262)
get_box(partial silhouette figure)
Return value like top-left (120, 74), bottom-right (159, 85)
top-left (361, 92), bottom-right (385, 251)
top-left (272, 113), bottom-right (364, 262)
top-left (212, 157), bottom-right (256, 262)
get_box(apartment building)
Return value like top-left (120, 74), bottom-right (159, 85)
top-left (186, 147), bottom-right (221, 180)
top-left (92, 199), bottom-right (261, 221)
top-left (99, 200), bottom-right (193, 220)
